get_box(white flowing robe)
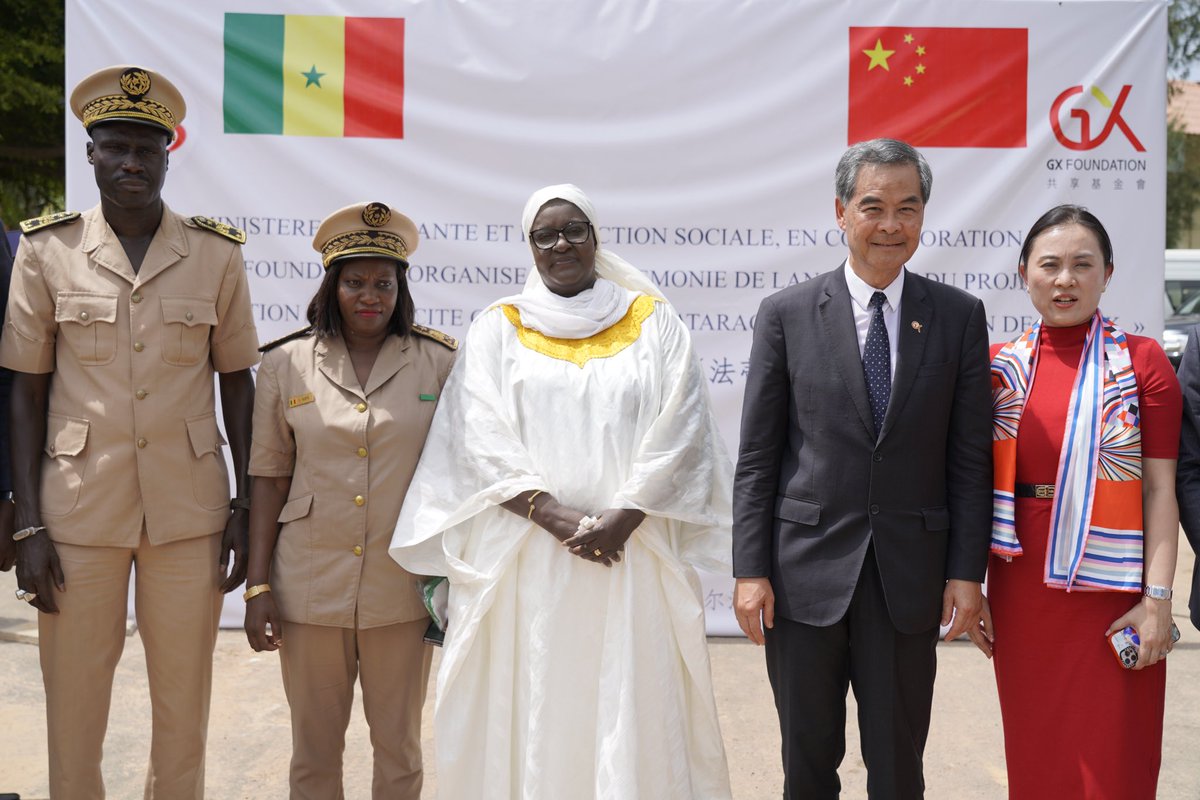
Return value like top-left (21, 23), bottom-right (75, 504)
top-left (390, 298), bottom-right (734, 799)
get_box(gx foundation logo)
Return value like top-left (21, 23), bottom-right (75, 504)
top-left (1050, 84), bottom-right (1146, 152)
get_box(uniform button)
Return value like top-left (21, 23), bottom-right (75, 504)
top-left (356, 447), bottom-right (368, 458)
top-left (869, 504), bottom-right (880, 515)
top-left (136, 389), bottom-right (148, 400)
top-left (131, 292), bottom-right (142, 303)
top-left (79, 311), bottom-right (89, 321)
top-left (185, 311), bottom-right (194, 321)
top-left (354, 402), bottom-right (367, 413)
top-left (873, 453), bottom-right (882, 462)
top-left (352, 545), bottom-right (363, 557)
top-left (137, 437), bottom-right (148, 449)
top-left (133, 341), bottom-right (145, 352)
top-left (354, 495), bottom-right (365, 507)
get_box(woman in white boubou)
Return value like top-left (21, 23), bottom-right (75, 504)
top-left (390, 184), bottom-right (734, 800)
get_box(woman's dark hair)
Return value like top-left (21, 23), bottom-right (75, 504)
top-left (306, 257), bottom-right (415, 338)
top-left (1019, 204), bottom-right (1114, 268)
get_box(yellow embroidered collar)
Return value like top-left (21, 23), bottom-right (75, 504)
top-left (501, 294), bottom-right (660, 367)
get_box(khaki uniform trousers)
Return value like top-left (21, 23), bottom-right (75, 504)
top-left (38, 532), bottom-right (222, 800)
top-left (280, 617), bottom-right (432, 800)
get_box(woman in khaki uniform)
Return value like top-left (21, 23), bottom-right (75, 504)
top-left (243, 201), bottom-right (456, 799)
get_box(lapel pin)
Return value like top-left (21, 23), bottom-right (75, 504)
top-left (911, 321), bottom-right (923, 333)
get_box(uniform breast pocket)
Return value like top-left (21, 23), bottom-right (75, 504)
top-left (54, 292), bottom-right (118, 366)
top-left (160, 297), bottom-right (217, 366)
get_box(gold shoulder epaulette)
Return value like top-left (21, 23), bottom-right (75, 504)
top-left (19, 211), bottom-right (81, 235)
top-left (258, 326), bottom-right (314, 353)
top-left (411, 323), bottom-right (458, 350)
top-left (188, 216), bottom-right (247, 244)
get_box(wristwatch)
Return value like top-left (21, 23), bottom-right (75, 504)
top-left (1143, 584), bottom-right (1173, 601)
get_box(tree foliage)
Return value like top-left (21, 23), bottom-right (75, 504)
top-left (1167, 118), bottom-right (1200, 248)
top-left (0, 0), bottom-right (65, 228)
top-left (1169, 0), bottom-right (1200, 81)
top-left (1167, 0), bottom-right (1200, 247)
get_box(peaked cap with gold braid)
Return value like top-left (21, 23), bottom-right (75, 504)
top-left (70, 65), bottom-right (185, 139)
top-left (312, 202), bottom-right (419, 270)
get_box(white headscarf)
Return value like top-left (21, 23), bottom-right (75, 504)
top-left (498, 184), bottom-right (664, 339)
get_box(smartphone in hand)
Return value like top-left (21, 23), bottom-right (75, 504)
top-left (1108, 623), bottom-right (1182, 669)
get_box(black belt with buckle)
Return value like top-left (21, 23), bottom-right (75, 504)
top-left (1015, 483), bottom-right (1055, 499)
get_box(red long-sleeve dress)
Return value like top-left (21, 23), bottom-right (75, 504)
top-left (988, 323), bottom-right (1181, 800)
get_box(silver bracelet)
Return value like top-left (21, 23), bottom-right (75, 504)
top-left (12, 525), bottom-right (46, 542)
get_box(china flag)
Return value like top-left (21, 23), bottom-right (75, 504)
top-left (847, 26), bottom-right (1027, 148)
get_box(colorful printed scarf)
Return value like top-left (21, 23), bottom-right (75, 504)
top-left (990, 311), bottom-right (1143, 592)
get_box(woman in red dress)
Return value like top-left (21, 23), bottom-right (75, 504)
top-left (982, 205), bottom-right (1180, 799)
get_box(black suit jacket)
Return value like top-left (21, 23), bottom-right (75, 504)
top-left (0, 223), bottom-right (12, 495)
top-left (1172, 325), bottom-right (1200, 631)
top-left (732, 266), bottom-right (993, 634)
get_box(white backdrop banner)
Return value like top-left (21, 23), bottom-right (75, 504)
top-left (65, 0), bottom-right (1167, 633)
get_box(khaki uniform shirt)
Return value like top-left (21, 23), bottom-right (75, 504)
top-left (0, 204), bottom-right (260, 546)
top-left (250, 331), bottom-right (455, 629)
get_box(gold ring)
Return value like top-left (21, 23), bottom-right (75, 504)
top-left (593, 548), bottom-right (603, 557)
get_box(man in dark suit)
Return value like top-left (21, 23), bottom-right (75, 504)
top-left (1172, 324), bottom-right (1200, 632)
top-left (733, 138), bottom-right (993, 799)
top-left (0, 221), bottom-right (14, 572)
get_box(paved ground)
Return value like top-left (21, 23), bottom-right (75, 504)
top-left (1, 532), bottom-right (1197, 799)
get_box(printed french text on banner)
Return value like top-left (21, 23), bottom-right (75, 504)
top-left (65, 0), bottom-right (1167, 633)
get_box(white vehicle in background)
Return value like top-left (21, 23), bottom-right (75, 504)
top-left (1163, 249), bottom-right (1200, 367)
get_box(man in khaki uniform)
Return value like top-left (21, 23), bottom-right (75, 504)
top-left (3, 65), bottom-right (259, 799)
top-left (244, 202), bottom-right (456, 799)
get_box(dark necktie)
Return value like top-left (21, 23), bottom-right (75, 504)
top-left (862, 291), bottom-right (891, 436)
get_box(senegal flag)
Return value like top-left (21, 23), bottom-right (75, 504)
top-left (223, 13), bottom-right (404, 138)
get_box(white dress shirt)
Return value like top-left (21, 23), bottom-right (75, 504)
top-left (845, 264), bottom-right (904, 379)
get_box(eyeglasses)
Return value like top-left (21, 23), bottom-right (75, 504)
top-left (529, 221), bottom-right (593, 250)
